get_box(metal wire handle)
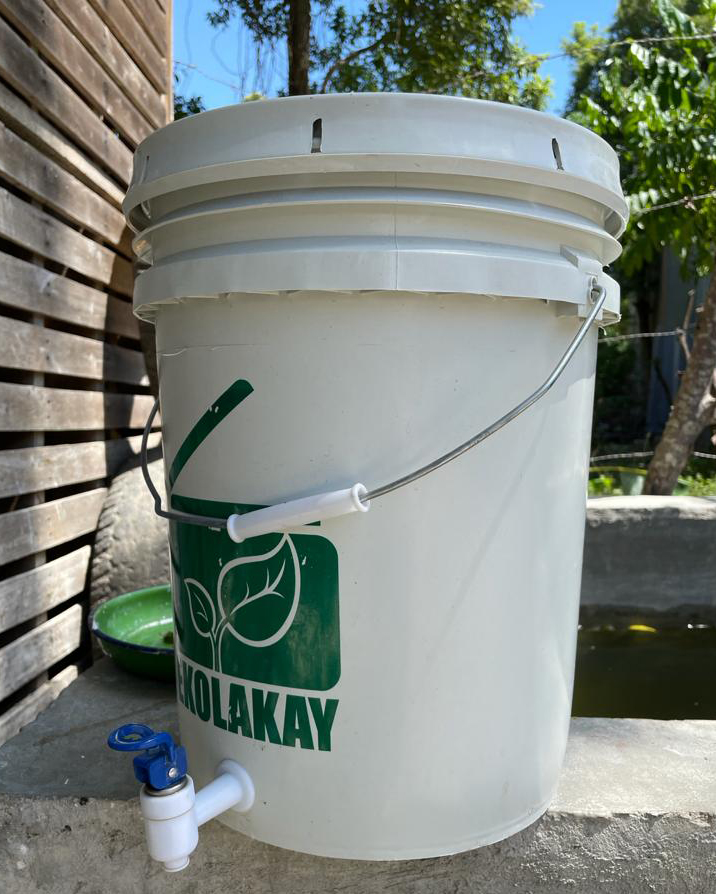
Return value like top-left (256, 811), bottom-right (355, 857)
top-left (141, 279), bottom-right (606, 529)
top-left (366, 279), bottom-right (606, 500)
top-left (141, 400), bottom-right (226, 528)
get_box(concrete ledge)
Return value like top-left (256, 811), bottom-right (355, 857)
top-left (583, 496), bottom-right (716, 610)
top-left (2, 661), bottom-right (715, 893)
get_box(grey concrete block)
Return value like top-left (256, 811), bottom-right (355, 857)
top-left (1, 661), bottom-right (715, 893)
top-left (582, 495), bottom-right (716, 610)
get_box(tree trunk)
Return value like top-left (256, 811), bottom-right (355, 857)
top-left (643, 265), bottom-right (716, 494)
top-left (288, 0), bottom-right (311, 95)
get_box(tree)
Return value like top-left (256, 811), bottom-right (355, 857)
top-left (565, 0), bottom-right (716, 493)
top-left (143, 5), bottom-right (549, 396)
top-left (174, 94), bottom-right (206, 119)
top-left (208, 0), bottom-right (551, 108)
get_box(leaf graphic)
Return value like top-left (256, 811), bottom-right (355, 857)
top-left (185, 578), bottom-right (215, 637)
top-left (217, 534), bottom-right (300, 648)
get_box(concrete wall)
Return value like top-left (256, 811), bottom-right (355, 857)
top-left (582, 496), bottom-right (716, 611)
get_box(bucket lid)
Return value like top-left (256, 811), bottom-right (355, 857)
top-left (125, 93), bottom-right (627, 232)
top-left (125, 94), bottom-right (626, 321)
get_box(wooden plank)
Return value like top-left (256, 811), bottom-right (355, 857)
top-left (0, 383), bottom-right (157, 432)
top-left (0, 606), bottom-right (83, 702)
top-left (0, 490), bottom-right (106, 567)
top-left (0, 316), bottom-right (148, 385)
top-left (0, 434), bottom-right (161, 498)
top-left (0, 548), bottom-right (90, 634)
top-left (0, 254), bottom-right (138, 339)
top-left (0, 123), bottom-right (127, 247)
top-left (43, 0), bottom-right (166, 129)
top-left (121, 0), bottom-right (167, 59)
top-left (0, 83), bottom-right (124, 208)
top-left (0, 189), bottom-right (133, 295)
top-left (0, 665), bottom-right (78, 746)
top-left (87, 0), bottom-right (168, 93)
top-left (0, 16), bottom-right (132, 184)
top-left (0, 0), bottom-right (154, 146)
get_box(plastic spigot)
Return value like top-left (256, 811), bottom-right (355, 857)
top-left (107, 723), bottom-right (188, 791)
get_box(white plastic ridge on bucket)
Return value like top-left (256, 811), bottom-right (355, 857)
top-left (126, 94), bottom-right (626, 860)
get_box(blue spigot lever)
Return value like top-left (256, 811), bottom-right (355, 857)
top-left (106, 721), bottom-right (254, 872)
top-left (107, 723), bottom-right (187, 791)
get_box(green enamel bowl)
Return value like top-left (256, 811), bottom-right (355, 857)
top-left (90, 585), bottom-right (175, 681)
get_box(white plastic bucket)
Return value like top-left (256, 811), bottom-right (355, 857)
top-left (125, 94), bottom-right (626, 860)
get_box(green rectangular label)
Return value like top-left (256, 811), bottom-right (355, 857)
top-left (171, 500), bottom-right (341, 691)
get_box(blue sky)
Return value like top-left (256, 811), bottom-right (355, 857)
top-left (174, 0), bottom-right (618, 116)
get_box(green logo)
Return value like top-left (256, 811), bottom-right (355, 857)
top-left (187, 534), bottom-right (300, 651)
top-left (168, 380), bottom-right (341, 692)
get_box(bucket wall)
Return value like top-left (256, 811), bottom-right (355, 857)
top-left (158, 289), bottom-right (597, 858)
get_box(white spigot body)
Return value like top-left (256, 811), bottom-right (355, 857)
top-left (139, 760), bottom-right (255, 872)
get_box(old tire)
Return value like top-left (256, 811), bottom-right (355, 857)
top-left (89, 460), bottom-right (170, 606)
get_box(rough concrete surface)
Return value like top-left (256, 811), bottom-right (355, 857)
top-left (582, 495), bottom-right (716, 610)
top-left (1, 662), bottom-right (715, 894)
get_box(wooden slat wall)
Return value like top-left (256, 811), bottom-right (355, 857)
top-left (0, 0), bottom-right (171, 745)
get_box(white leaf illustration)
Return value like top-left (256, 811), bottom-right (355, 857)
top-left (185, 578), bottom-right (214, 638)
top-left (217, 534), bottom-right (301, 649)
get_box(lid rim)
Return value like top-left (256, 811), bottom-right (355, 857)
top-left (124, 94), bottom-right (626, 231)
top-left (125, 153), bottom-right (628, 235)
top-left (133, 92), bottom-right (622, 162)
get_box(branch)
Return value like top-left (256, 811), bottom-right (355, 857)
top-left (174, 60), bottom-right (242, 93)
top-left (633, 189), bottom-right (716, 217)
top-left (320, 36), bottom-right (385, 94)
top-left (549, 30), bottom-right (716, 62)
top-left (678, 288), bottom-right (696, 362)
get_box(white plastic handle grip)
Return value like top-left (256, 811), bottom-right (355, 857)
top-left (226, 483), bottom-right (370, 543)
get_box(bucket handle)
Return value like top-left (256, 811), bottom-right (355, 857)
top-left (141, 279), bottom-right (606, 542)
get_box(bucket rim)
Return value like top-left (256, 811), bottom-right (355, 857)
top-left (124, 93), bottom-right (627, 229)
top-left (135, 92), bottom-right (622, 158)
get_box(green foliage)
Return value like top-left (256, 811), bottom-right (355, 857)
top-left (587, 465), bottom-right (716, 495)
top-left (173, 70), bottom-right (206, 120)
top-left (174, 94), bottom-right (206, 119)
top-left (588, 473), bottom-right (625, 496)
top-left (679, 473), bottom-right (716, 495)
top-left (208, 0), bottom-right (552, 108)
top-left (592, 297), bottom-right (647, 449)
top-left (209, 0), bottom-right (298, 40)
top-left (588, 466), bottom-right (648, 496)
top-left (564, 0), bottom-right (716, 279)
top-left (317, 1), bottom-right (551, 105)
top-left (173, 90), bottom-right (263, 119)
top-left (562, 0), bottom-right (705, 113)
